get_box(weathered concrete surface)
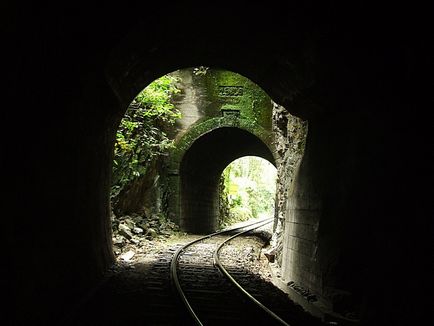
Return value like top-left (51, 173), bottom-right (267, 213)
top-left (278, 111), bottom-right (417, 319)
top-left (170, 67), bottom-right (273, 140)
top-left (270, 102), bottom-right (307, 266)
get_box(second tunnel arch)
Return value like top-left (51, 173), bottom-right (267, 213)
top-left (155, 67), bottom-right (280, 233)
top-left (175, 126), bottom-right (276, 234)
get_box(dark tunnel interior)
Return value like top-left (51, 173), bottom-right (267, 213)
top-left (6, 2), bottom-right (431, 325)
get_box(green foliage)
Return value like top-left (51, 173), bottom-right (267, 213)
top-left (219, 156), bottom-right (276, 228)
top-left (111, 74), bottom-right (181, 198)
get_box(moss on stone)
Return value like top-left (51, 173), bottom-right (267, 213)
top-left (168, 117), bottom-right (275, 171)
top-left (187, 68), bottom-right (272, 130)
top-left (165, 67), bottom-right (276, 224)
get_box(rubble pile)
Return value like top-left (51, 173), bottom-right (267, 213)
top-left (111, 213), bottom-right (180, 258)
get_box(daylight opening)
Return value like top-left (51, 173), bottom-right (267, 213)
top-left (110, 66), bottom-right (307, 259)
top-left (218, 156), bottom-right (277, 229)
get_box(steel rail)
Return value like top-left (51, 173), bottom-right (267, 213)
top-left (170, 217), bottom-right (273, 325)
top-left (213, 219), bottom-right (291, 325)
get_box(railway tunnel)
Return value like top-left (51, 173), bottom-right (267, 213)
top-left (180, 127), bottom-right (275, 233)
top-left (9, 3), bottom-right (430, 326)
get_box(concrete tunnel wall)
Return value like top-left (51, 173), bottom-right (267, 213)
top-left (8, 3), bottom-right (431, 325)
top-left (281, 114), bottom-right (379, 301)
top-left (180, 127), bottom-right (275, 233)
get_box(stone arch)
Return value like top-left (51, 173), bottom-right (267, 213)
top-left (169, 116), bottom-right (276, 170)
top-left (104, 21), bottom-right (319, 121)
top-left (177, 126), bottom-right (275, 233)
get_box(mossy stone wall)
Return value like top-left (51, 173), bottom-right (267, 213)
top-left (165, 68), bottom-right (274, 228)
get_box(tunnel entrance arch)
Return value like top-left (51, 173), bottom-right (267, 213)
top-left (177, 126), bottom-right (275, 234)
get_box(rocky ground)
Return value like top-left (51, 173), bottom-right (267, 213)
top-left (110, 213), bottom-right (274, 278)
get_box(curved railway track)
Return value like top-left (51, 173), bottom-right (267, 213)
top-left (170, 218), bottom-right (292, 325)
top-left (65, 218), bottom-right (324, 325)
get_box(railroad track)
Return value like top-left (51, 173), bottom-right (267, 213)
top-left (170, 218), bottom-right (292, 325)
top-left (65, 218), bottom-right (324, 325)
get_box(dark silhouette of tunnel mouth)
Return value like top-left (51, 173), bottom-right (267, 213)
top-left (180, 127), bottom-right (275, 234)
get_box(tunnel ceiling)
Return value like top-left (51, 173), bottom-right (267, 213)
top-left (104, 3), bottom-right (408, 121)
top-left (180, 127), bottom-right (275, 233)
